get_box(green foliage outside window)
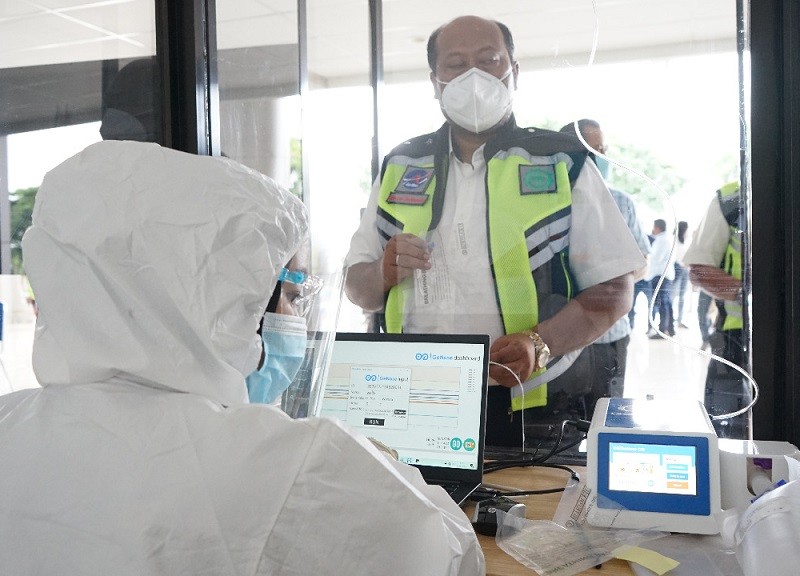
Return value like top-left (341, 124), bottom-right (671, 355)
top-left (289, 138), bottom-right (302, 198)
top-left (9, 186), bottom-right (37, 275)
top-left (606, 142), bottom-right (685, 210)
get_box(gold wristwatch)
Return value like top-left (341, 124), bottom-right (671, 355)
top-left (524, 329), bottom-right (551, 371)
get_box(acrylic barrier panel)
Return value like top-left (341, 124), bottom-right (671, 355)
top-left (281, 267), bottom-right (345, 419)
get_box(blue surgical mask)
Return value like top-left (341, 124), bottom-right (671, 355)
top-left (246, 312), bottom-right (307, 404)
top-left (593, 155), bottom-right (611, 180)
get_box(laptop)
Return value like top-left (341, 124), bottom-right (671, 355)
top-left (314, 332), bottom-right (489, 506)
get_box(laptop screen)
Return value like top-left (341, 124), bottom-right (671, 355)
top-left (316, 333), bottom-right (489, 474)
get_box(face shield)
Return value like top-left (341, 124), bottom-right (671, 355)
top-left (278, 266), bottom-right (345, 418)
top-left (278, 267), bottom-right (324, 318)
top-left (246, 266), bottom-right (328, 407)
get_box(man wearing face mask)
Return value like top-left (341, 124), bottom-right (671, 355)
top-left (0, 141), bottom-right (484, 575)
top-left (345, 15), bottom-right (646, 446)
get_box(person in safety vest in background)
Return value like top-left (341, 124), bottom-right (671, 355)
top-left (684, 182), bottom-right (750, 438)
top-left (343, 15), bottom-right (645, 446)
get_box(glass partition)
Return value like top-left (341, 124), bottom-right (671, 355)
top-left (216, 1), bottom-right (301, 188)
top-left (0, 0), bottom-right (159, 394)
top-left (0, 0), bottom-right (754, 446)
top-left (344, 0), bottom-right (749, 447)
top-left (215, 0), bottom-right (373, 415)
top-left (304, 0), bottom-right (373, 333)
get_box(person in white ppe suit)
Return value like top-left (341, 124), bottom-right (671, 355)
top-left (0, 141), bottom-right (484, 576)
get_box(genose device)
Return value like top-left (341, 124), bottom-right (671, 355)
top-left (586, 397), bottom-right (721, 534)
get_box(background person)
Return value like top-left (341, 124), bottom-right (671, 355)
top-left (0, 141), bottom-right (484, 575)
top-left (344, 15), bottom-right (645, 446)
top-left (683, 182), bottom-right (748, 437)
top-left (696, 289), bottom-right (716, 349)
top-left (560, 119), bottom-right (651, 411)
top-left (628, 235), bottom-right (655, 331)
top-left (646, 218), bottom-right (676, 338)
top-left (99, 57), bottom-right (160, 143)
top-left (672, 220), bottom-right (691, 329)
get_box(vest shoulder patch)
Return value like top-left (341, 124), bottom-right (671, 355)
top-left (519, 164), bottom-right (557, 194)
top-left (388, 166), bottom-right (433, 205)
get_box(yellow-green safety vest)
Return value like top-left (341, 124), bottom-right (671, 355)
top-left (717, 182), bottom-right (743, 331)
top-left (375, 121), bottom-right (588, 410)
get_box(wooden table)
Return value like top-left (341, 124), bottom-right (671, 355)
top-left (466, 465), bottom-right (636, 576)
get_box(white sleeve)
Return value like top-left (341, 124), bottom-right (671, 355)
top-left (344, 177), bottom-right (384, 268)
top-left (683, 197), bottom-right (730, 268)
top-left (568, 161), bottom-right (647, 290)
top-left (646, 234), bottom-right (676, 281)
top-left (260, 417), bottom-right (485, 576)
top-left (611, 188), bottom-right (651, 256)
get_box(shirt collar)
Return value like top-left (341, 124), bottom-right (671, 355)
top-left (447, 128), bottom-right (487, 168)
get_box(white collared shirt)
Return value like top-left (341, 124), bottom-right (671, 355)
top-left (346, 140), bottom-right (646, 342)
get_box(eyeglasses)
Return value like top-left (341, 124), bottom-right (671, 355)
top-left (278, 267), bottom-right (323, 316)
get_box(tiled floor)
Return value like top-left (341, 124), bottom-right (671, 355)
top-left (625, 314), bottom-right (710, 405)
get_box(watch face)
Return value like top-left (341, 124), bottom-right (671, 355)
top-left (539, 348), bottom-right (550, 367)
top-left (526, 331), bottom-right (550, 369)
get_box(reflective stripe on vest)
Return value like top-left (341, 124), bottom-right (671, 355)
top-left (377, 148), bottom-right (576, 411)
top-left (487, 149), bottom-right (574, 411)
top-left (717, 182), bottom-right (743, 331)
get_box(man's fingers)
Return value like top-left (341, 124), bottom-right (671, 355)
top-left (393, 234), bottom-right (431, 270)
top-left (489, 362), bottom-right (524, 388)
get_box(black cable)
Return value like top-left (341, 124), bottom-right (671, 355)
top-left (468, 487), bottom-right (502, 501)
top-left (481, 419), bottom-right (590, 481)
top-left (477, 418), bottom-right (587, 500)
top-left (550, 434), bottom-right (585, 457)
top-left (483, 460), bottom-right (579, 480)
top-left (526, 419), bottom-right (571, 464)
top-left (519, 418), bottom-right (589, 465)
top-left (497, 486), bottom-right (573, 496)
top-left (477, 462), bottom-right (581, 497)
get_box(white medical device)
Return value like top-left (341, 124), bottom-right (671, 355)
top-left (718, 438), bottom-right (800, 510)
top-left (586, 397), bottom-right (722, 534)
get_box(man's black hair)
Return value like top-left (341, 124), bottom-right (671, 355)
top-left (654, 219), bottom-right (667, 232)
top-left (426, 18), bottom-right (515, 71)
top-left (559, 118), bottom-right (601, 137)
top-left (100, 57), bottom-right (161, 142)
top-left (677, 221), bottom-right (688, 243)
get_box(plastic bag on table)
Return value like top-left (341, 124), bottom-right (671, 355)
top-left (495, 511), bottom-right (667, 576)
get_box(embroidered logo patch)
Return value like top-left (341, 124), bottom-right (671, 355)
top-left (387, 166), bottom-right (433, 205)
top-left (519, 165), bottom-right (557, 195)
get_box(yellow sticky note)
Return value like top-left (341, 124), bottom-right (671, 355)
top-left (612, 545), bottom-right (680, 575)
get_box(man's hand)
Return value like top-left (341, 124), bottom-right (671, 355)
top-left (381, 233), bottom-right (432, 288)
top-left (485, 273), bottom-right (635, 387)
top-left (345, 233), bottom-right (432, 312)
top-left (489, 333), bottom-right (537, 388)
top-left (688, 264), bottom-right (741, 301)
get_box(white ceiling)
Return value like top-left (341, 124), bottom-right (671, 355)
top-left (1, 0), bottom-right (738, 83)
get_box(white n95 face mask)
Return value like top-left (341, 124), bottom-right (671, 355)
top-left (436, 67), bottom-right (514, 134)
